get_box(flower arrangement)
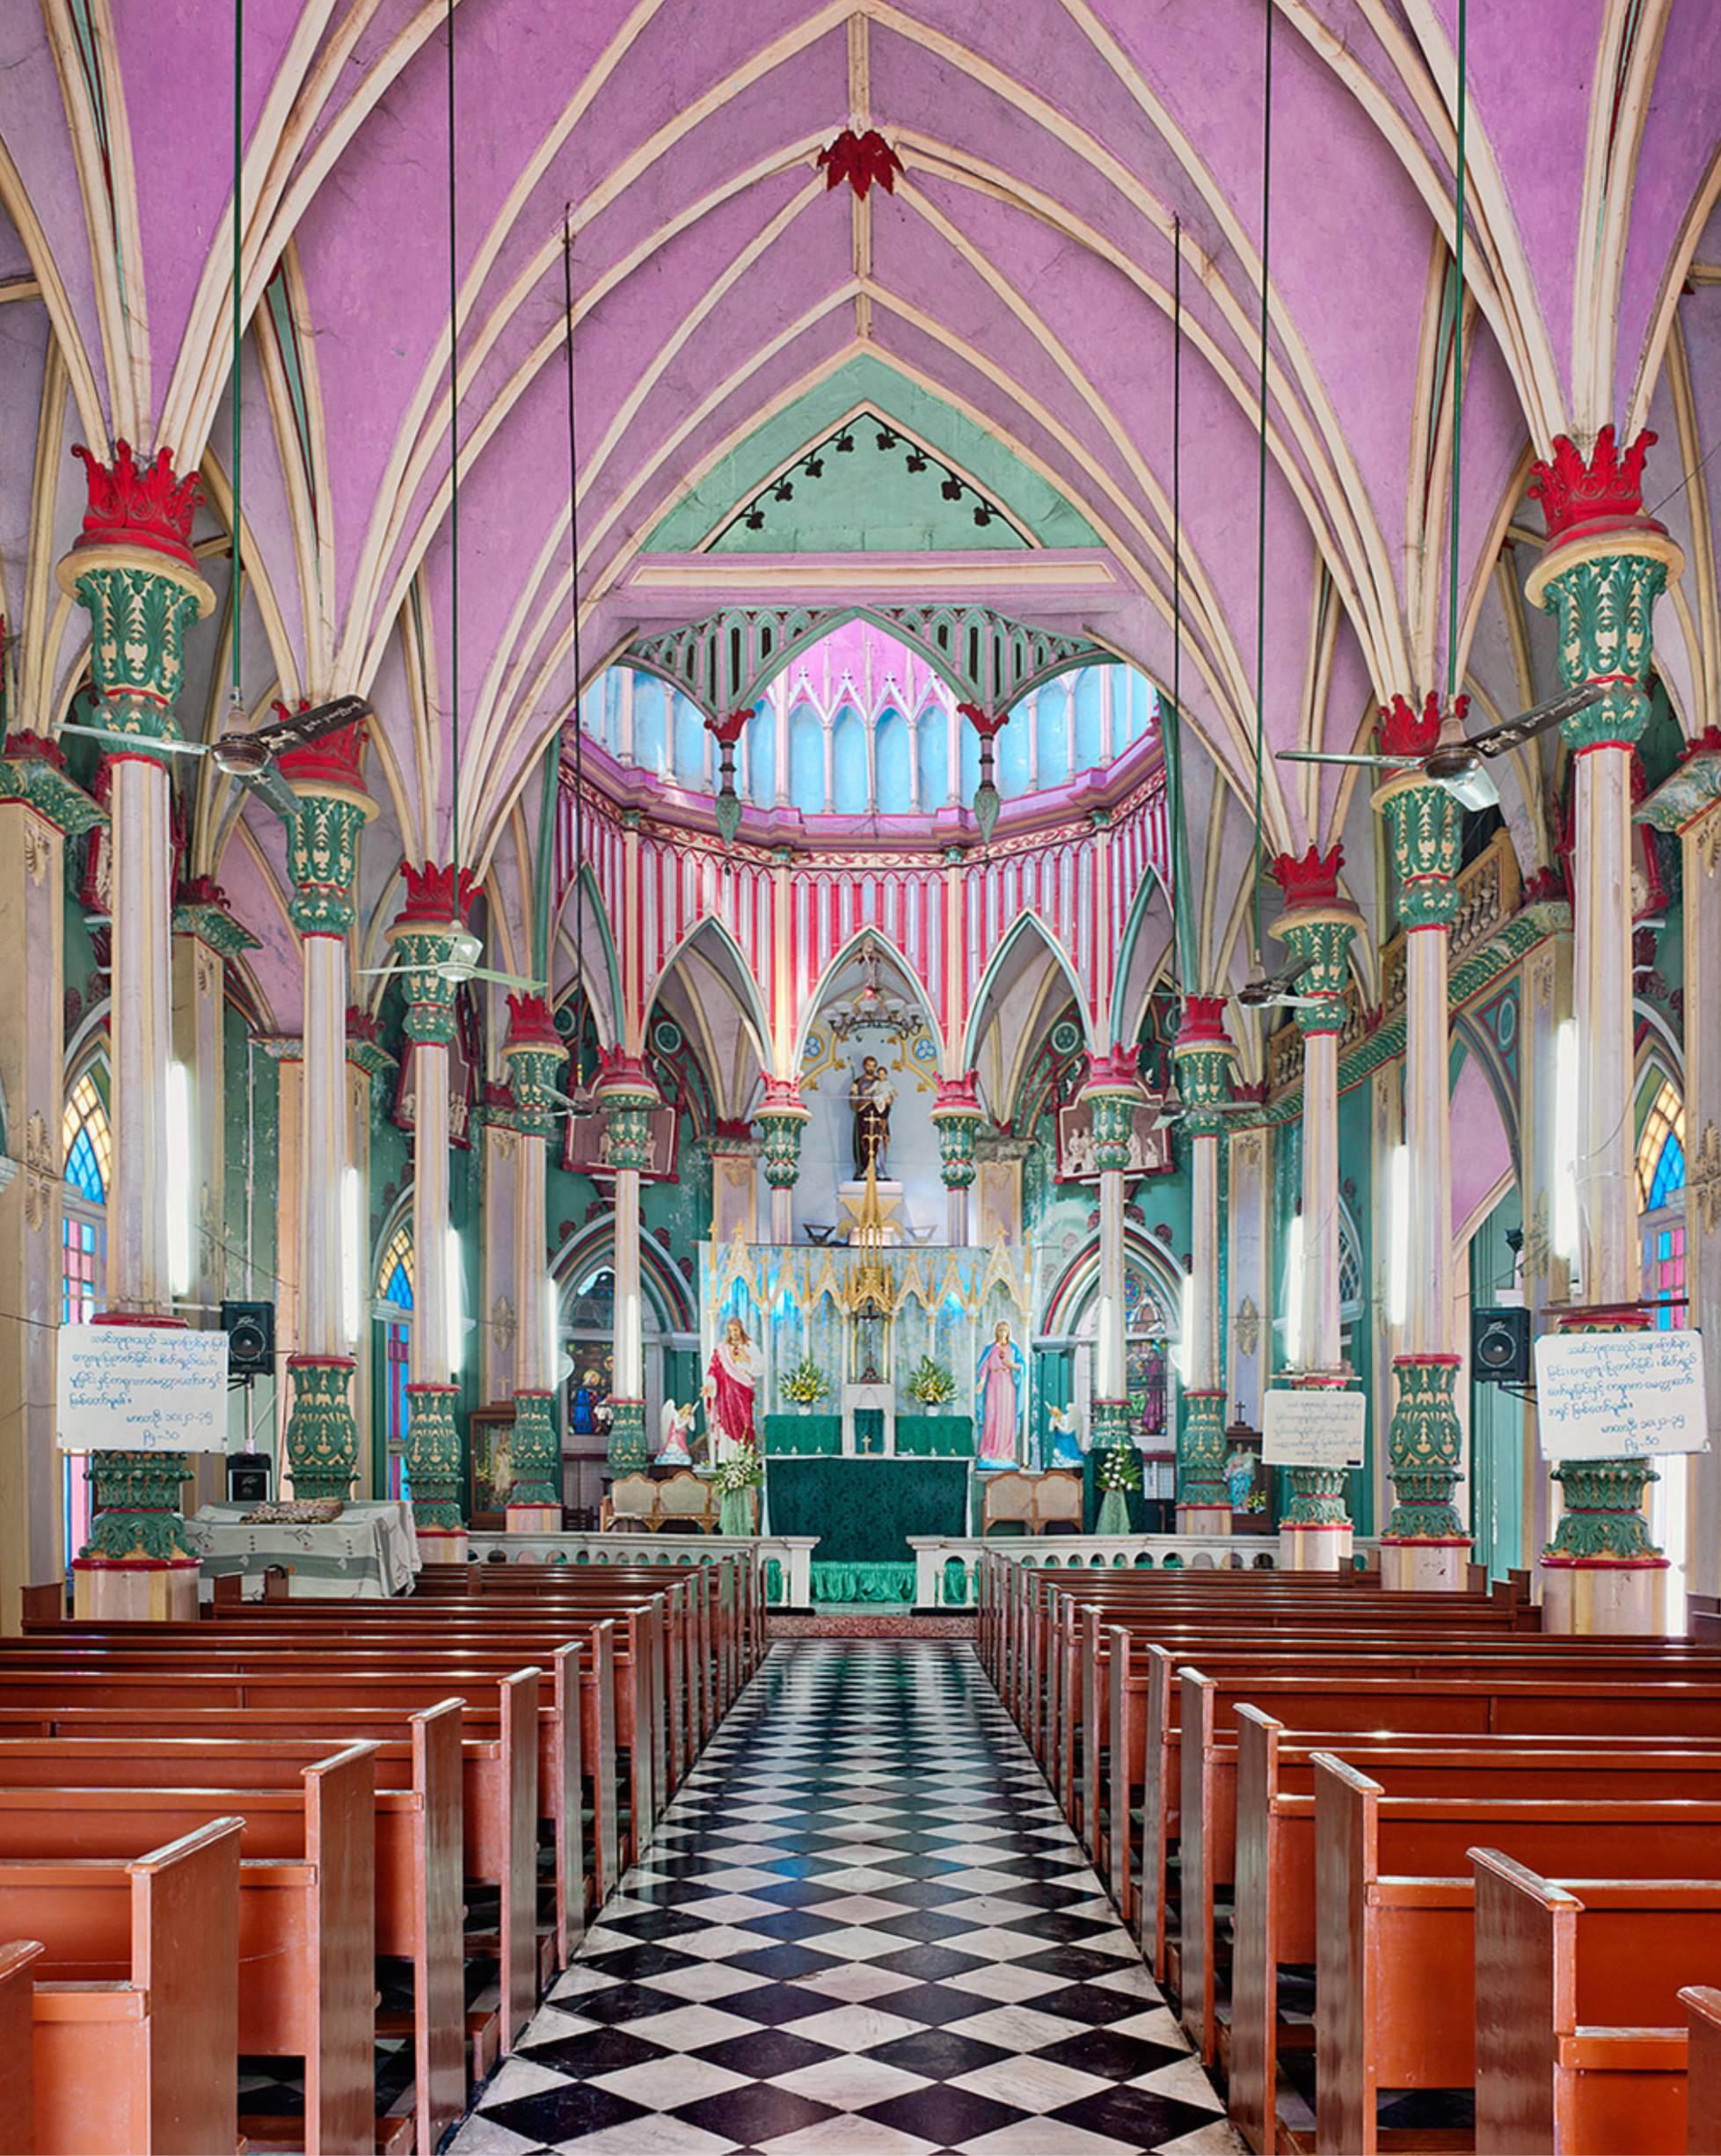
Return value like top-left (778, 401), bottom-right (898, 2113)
top-left (906, 1356), bottom-right (958, 1407)
top-left (782, 1356), bottom-right (831, 1407)
top-left (712, 1449), bottom-right (763, 1495)
top-left (1096, 1446), bottom-right (1142, 1495)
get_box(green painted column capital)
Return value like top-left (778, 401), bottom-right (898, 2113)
top-left (283, 1354), bottom-right (359, 1501)
top-left (1382, 1353), bottom-right (1467, 1540)
top-left (404, 1382), bottom-right (465, 1529)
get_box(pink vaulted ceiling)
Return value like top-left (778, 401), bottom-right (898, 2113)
top-left (3, 0), bottom-right (1718, 907)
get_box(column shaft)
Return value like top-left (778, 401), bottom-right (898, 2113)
top-left (299, 936), bottom-right (346, 1358)
top-left (1573, 747), bottom-right (1638, 1306)
top-left (106, 758), bottom-right (173, 1316)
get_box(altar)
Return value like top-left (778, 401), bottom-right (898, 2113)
top-left (764, 1457), bottom-right (971, 1603)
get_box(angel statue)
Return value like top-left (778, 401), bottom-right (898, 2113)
top-left (657, 1398), bottom-right (697, 1466)
top-left (1046, 1401), bottom-right (1084, 1468)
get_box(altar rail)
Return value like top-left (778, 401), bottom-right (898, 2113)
top-left (464, 1531), bottom-right (820, 1609)
top-left (907, 1534), bottom-right (1383, 1608)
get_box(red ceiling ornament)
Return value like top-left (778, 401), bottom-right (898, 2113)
top-left (398, 859), bottom-right (478, 924)
top-left (758, 1074), bottom-right (807, 1114)
top-left (345, 1005), bottom-right (383, 1046)
top-left (595, 1045), bottom-right (656, 1093)
top-left (505, 990), bottom-right (561, 1048)
top-left (1270, 843), bottom-right (1344, 910)
top-left (1083, 1043), bottom-right (1145, 1092)
top-left (1528, 425), bottom-right (1660, 545)
top-left (817, 128), bottom-right (904, 200)
top-left (273, 696), bottom-right (370, 793)
top-left (1677, 724), bottom-right (1721, 764)
top-left (1377, 690), bottom-right (1465, 761)
top-left (957, 702), bottom-right (1010, 839)
top-left (69, 441), bottom-right (203, 568)
top-left (932, 1071), bottom-right (982, 1115)
top-left (704, 708), bottom-right (751, 843)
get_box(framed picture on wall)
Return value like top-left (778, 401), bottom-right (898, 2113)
top-left (565, 1347), bottom-right (614, 1454)
top-left (563, 1103), bottom-right (679, 1181)
top-left (1055, 1099), bottom-right (1171, 1182)
top-left (468, 1403), bottom-right (519, 1521)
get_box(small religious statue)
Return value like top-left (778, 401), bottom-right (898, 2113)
top-left (657, 1398), bottom-right (697, 1466)
top-left (1225, 1438), bottom-right (1258, 1513)
top-left (849, 1055), bottom-right (894, 1179)
top-left (569, 1369), bottom-right (606, 1439)
top-left (975, 1319), bottom-right (1026, 1469)
top-left (1046, 1401), bottom-right (1083, 1468)
top-left (704, 1315), bottom-right (764, 1461)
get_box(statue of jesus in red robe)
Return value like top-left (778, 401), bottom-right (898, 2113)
top-left (704, 1316), bottom-right (764, 1461)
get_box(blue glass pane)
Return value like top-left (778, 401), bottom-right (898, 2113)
top-left (745, 707), bottom-right (775, 804)
top-left (916, 710), bottom-right (949, 806)
top-left (1073, 670), bottom-right (1105, 769)
top-left (672, 691), bottom-right (708, 785)
top-left (874, 710), bottom-right (911, 813)
top-left (996, 704), bottom-right (1031, 797)
top-left (1037, 697), bottom-right (1070, 787)
top-left (1649, 1131), bottom-right (1685, 1210)
top-left (632, 681), bottom-right (666, 774)
top-left (384, 1260), bottom-right (412, 1310)
top-left (789, 707), bottom-right (823, 811)
top-left (65, 1125), bottom-right (104, 1204)
top-left (831, 707), bottom-right (867, 815)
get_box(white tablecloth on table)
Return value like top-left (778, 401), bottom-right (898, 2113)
top-left (186, 1500), bottom-right (421, 1598)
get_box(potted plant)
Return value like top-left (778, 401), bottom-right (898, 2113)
top-left (1095, 1443), bottom-right (1141, 1536)
top-left (907, 1356), bottom-right (958, 1413)
top-left (712, 1447), bottom-right (763, 1536)
top-left (783, 1356), bottom-right (830, 1414)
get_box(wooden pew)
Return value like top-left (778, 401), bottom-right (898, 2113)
top-left (1313, 1757), bottom-right (1721, 2156)
top-left (1680, 1987), bottom-right (1721, 2156)
top-left (0, 1940), bottom-right (38, 2155)
top-left (0, 1753), bottom-right (376, 2155)
top-left (0, 1663), bottom-right (550, 2059)
top-left (0, 1819), bottom-right (241, 2156)
top-left (0, 1715), bottom-right (463, 2156)
top-left (1226, 1707), bottom-right (1721, 2149)
top-left (1471, 1850), bottom-right (1721, 2154)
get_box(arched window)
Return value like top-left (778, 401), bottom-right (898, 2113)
top-left (830, 704), bottom-right (867, 815)
top-left (61, 1069), bottom-right (110, 1568)
top-left (788, 703), bottom-right (824, 812)
top-left (874, 707), bottom-right (911, 812)
top-left (376, 1225), bottom-right (413, 1498)
top-left (1637, 1078), bottom-right (1686, 1331)
top-left (915, 704), bottom-right (949, 807)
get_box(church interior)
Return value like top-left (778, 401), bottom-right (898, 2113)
top-left (3, 2), bottom-right (1721, 2152)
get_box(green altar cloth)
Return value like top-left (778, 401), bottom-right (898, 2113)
top-left (765, 1456), bottom-right (970, 1567)
top-left (762, 1414), bottom-right (842, 1457)
top-left (896, 1414), bottom-right (973, 1457)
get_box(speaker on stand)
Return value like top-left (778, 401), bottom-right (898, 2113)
top-left (221, 1300), bottom-right (277, 1504)
top-left (1471, 1305), bottom-right (1532, 1388)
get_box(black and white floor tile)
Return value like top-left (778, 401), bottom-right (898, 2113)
top-left (454, 1640), bottom-right (1239, 2155)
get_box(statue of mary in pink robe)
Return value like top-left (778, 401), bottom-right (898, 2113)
top-left (975, 1321), bottom-right (1025, 1469)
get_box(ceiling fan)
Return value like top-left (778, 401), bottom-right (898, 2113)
top-left (62, 694), bottom-right (371, 821)
top-left (357, 922), bottom-right (545, 994)
top-left (1235, 955), bottom-right (1326, 1011)
top-left (1275, 682), bottom-right (1608, 814)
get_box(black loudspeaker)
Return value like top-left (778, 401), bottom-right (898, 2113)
top-left (221, 1299), bottom-right (275, 1378)
top-left (1472, 1305), bottom-right (1532, 1385)
top-left (227, 1454), bottom-right (271, 1504)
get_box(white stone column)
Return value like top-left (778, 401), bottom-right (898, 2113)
top-left (1268, 848), bottom-right (1360, 1571)
top-left (279, 727), bottom-right (375, 1502)
top-left (0, 742), bottom-right (101, 1620)
top-left (1081, 1047), bottom-right (1145, 1459)
top-left (1524, 429), bottom-right (1682, 1633)
top-left (503, 995), bottom-right (567, 1530)
top-left (390, 865), bottom-right (473, 1559)
top-left (596, 1051), bottom-right (660, 1474)
top-left (56, 445), bottom-right (214, 1619)
top-left (1171, 998), bottom-right (1236, 1531)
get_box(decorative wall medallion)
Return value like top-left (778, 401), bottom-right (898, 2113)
top-left (1528, 946), bottom-right (1556, 1010)
top-left (1234, 1297), bottom-right (1261, 1356)
top-left (20, 821), bottom-right (47, 886)
top-left (1693, 1122), bottom-right (1721, 1238)
top-left (491, 1294), bottom-right (517, 1362)
top-left (22, 1111), bottom-right (54, 1232)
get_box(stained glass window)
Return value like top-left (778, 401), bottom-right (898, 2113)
top-left (1636, 1081), bottom-right (1686, 1209)
top-left (377, 1227), bottom-right (413, 1496)
top-left (62, 1074), bottom-right (110, 1204)
top-left (1649, 1224), bottom-right (1686, 1330)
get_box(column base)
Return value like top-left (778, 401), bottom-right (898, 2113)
top-left (1379, 1537), bottom-right (1471, 1592)
top-left (71, 1558), bottom-right (200, 1622)
top-left (1177, 1504), bottom-right (1232, 1538)
top-left (1542, 1555), bottom-right (1669, 1635)
top-left (1280, 1521), bottom-right (1353, 1571)
top-left (414, 1526), bottom-right (469, 1568)
top-left (506, 1505), bottom-right (563, 1534)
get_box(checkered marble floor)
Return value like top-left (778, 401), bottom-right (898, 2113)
top-left (454, 1640), bottom-right (1239, 2155)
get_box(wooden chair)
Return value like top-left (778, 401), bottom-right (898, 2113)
top-left (980, 1469), bottom-right (1082, 1536)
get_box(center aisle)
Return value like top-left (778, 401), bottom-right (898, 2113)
top-left (456, 1640), bottom-right (1238, 2155)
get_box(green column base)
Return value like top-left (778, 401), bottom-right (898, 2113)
top-left (508, 1390), bottom-right (560, 1507)
top-left (1282, 1467), bottom-right (1352, 1527)
top-left (1384, 1355), bottom-right (1465, 1539)
top-left (608, 1398), bottom-right (649, 1475)
top-left (82, 1451), bottom-right (197, 1561)
top-left (284, 1356), bottom-right (359, 1502)
top-left (1177, 1387), bottom-right (1229, 1511)
top-left (404, 1382), bottom-right (465, 1530)
top-left (1545, 1457), bottom-right (1661, 1560)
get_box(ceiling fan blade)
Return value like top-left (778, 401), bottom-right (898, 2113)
top-left (1469, 681), bottom-right (1608, 759)
top-left (1276, 749), bottom-right (1417, 769)
top-left (1440, 762), bottom-right (1500, 813)
top-left (456, 965), bottom-right (549, 991)
top-left (1236, 956), bottom-right (1316, 1007)
top-left (61, 722), bottom-right (208, 757)
top-left (248, 694), bottom-right (371, 757)
top-left (354, 962), bottom-right (404, 980)
top-left (240, 766), bottom-right (302, 821)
